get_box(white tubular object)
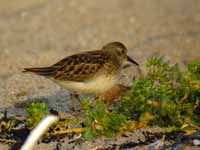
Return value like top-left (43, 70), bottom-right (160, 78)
top-left (21, 115), bottom-right (59, 150)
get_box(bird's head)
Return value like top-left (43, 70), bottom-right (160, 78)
top-left (102, 42), bottom-right (139, 66)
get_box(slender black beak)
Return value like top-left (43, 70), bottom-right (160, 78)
top-left (127, 56), bottom-right (139, 66)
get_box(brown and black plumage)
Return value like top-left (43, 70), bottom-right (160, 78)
top-left (24, 42), bottom-right (139, 94)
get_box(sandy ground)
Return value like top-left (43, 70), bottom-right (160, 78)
top-left (0, 0), bottom-right (199, 149)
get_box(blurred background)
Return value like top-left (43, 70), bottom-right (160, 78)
top-left (0, 0), bottom-right (200, 108)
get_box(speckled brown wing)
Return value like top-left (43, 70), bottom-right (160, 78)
top-left (53, 50), bottom-right (110, 81)
top-left (24, 50), bottom-right (110, 81)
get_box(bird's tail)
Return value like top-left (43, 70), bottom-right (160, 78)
top-left (23, 67), bottom-right (56, 77)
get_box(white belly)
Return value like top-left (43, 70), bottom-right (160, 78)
top-left (56, 74), bottom-right (119, 94)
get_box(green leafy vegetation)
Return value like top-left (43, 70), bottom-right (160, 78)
top-left (26, 101), bottom-right (48, 128)
top-left (83, 99), bottom-right (127, 140)
top-left (118, 56), bottom-right (200, 131)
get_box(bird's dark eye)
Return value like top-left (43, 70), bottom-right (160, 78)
top-left (122, 50), bottom-right (125, 54)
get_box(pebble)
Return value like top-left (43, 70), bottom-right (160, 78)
top-left (193, 139), bottom-right (200, 146)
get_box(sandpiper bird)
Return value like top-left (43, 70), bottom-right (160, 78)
top-left (24, 42), bottom-right (139, 95)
